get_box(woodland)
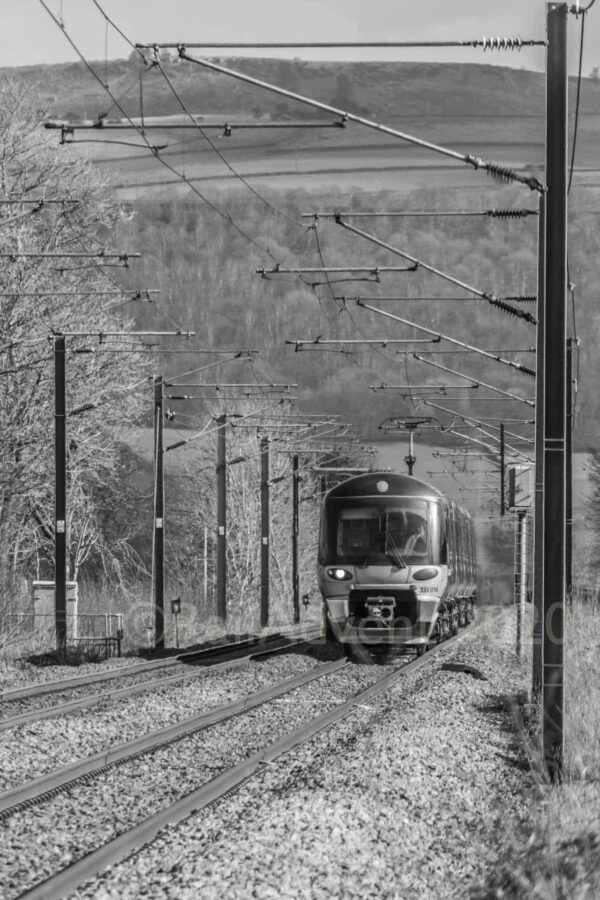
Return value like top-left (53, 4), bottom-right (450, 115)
top-left (117, 184), bottom-right (599, 448)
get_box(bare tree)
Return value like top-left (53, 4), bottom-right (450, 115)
top-left (0, 80), bottom-right (147, 604)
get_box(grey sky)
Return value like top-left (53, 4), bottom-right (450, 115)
top-left (3, 1), bottom-right (598, 74)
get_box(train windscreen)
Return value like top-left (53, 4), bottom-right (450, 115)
top-left (320, 497), bottom-right (444, 566)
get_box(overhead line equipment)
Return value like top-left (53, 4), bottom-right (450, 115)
top-left (175, 48), bottom-right (544, 192)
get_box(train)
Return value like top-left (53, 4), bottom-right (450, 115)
top-left (318, 471), bottom-right (477, 654)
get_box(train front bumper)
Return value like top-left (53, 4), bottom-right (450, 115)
top-left (327, 586), bottom-right (439, 646)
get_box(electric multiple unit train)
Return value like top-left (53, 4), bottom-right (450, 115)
top-left (318, 471), bottom-right (477, 651)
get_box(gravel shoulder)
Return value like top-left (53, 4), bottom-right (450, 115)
top-left (69, 604), bottom-right (531, 899)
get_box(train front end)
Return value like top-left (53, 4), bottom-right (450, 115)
top-left (318, 472), bottom-right (449, 649)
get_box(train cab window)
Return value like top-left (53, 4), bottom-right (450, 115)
top-left (387, 511), bottom-right (428, 557)
top-left (336, 508), bottom-right (379, 556)
top-left (324, 500), bottom-right (436, 565)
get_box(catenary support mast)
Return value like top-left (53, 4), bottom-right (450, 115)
top-left (153, 376), bottom-right (165, 650)
top-left (216, 415), bottom-right (227, 622)
top-left (532, 192), bottom-right (546, 696)
top-left (54, 335), bottom-right (67, 655)
top-left (542, 2), bottom-right (568, 781)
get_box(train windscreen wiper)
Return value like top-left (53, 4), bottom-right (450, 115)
top-left (384, 516), bottom-right (407, 568)
top-left (385, 550), bottom-right (407, 568)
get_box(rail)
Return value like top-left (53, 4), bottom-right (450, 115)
top-left (16, 628), bottom-right (469, 900)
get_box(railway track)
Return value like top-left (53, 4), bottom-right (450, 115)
top-left (5, 628), bottom-right (469, 900)
top-left (0, 657), bottom-right (348, 817)
top-left (0, 628), bottom-right (321, 730)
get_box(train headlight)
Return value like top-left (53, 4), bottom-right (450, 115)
top-left (412, 567), bottom-right (439, 581)
top-left (327, 568), bottom-right (353, 581)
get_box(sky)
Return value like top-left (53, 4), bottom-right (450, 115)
top-left (3, 0), bottom-right (599, 75)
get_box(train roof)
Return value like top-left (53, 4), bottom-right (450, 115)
top-left (324, 471), bottom-right (446, 501)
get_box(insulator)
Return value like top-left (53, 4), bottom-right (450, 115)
top-left (481, 36), bottom-right (524, 51)
top-left (486, 209), bottom-right (536, 218)
top-left (487, 297), bottom-right (538, 326)
top-left (484, 162), bottom-right (518, 183)
top-left (505, 295), bottom-right (537, 303)
top-left (484, 163), bottom-right (544, 193)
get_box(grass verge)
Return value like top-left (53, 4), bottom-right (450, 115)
top-left (475, 598), bottom-right (600, 899)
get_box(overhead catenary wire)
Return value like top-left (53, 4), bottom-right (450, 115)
top-left (0, 252), bottom-right (139, 260)
top-left (335, 217), bottom-right (537, 324)
top-left (305, 223), bottom-right (392, 378)
top-left (90, 0), bottom-right (310, 231)
top-left (0, 290), bottom-right (157, 297)
top-left (57, 158), bottom-right (216, 338)
top-left (414, 347), bottom-right (535, 354)
top-left (287, 338), bottom-right (439, 349)
top-left (0, 198), bottom-right (81, 204)
top-left (141, 39), bottom-right (545, 50)
top-left (258, 265), bottom-right (417, 276)
top-left (38, 1), bottom-right (290, 266)
top-left (50, 120), bottom-right (345, 131)
top-left (55, 213), bottom-right (170, 321)
top-left (355, 300), bottom-right (535, 377)
top-left (150, 58), bottom-right (309, 229)
top-left (565, 1), bottom-right (589, 402)
top-left (175, 49), bottom-right (544, 192)
top-left (334, 295), bottom-right (537, 303)
top-left (302, 208), bottom-right (539, 219)
top-left (0, 206), bottom-right (50, 229)
top-left (568, 2), bottom-right (588, 194)
top-left (412, 353), bottom-right (535, 406)
top-left (164, 404), bottom-right (277, 452)
top-left (310, 221), bottom-right (412, 372)
top-left (420, 396), bottom-right (533, 402)
top-left (370, 384), bottom-right (480, 391)
top-left (423, 400), bottom-right (534, 444)
top-left (446, 427), bottom-right (532, 462)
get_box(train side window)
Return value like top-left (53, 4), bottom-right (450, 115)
top-left (439, 513), bottom-right (448, 565)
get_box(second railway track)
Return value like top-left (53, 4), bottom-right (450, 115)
top-left (0, 628), bottom-right (469, 900)
top-left (0, 628), bottom-right (321, 730)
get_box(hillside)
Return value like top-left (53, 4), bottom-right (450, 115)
top-left (110, 181), bottom-right (599, 450)
top-left (5, 55), bottom-right (600, 122)
top-left (3, 58), bottom-right (599, 449)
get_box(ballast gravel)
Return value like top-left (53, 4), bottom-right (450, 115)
top-left (79, 605), bottom-right (530, 900)
top-left (0, 655), bottom-right (393, 899)
top-left (0, 653), bottom-right (146, 691)
top-left (0, 660), bottom-right (246, 719)
top-left (1, 606), bottom-right (531, 899)
top-left (0, 653), bottom-right (323, 791)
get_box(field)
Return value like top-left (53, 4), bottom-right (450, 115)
top-left (74, 115), bottom-right (600, 198)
